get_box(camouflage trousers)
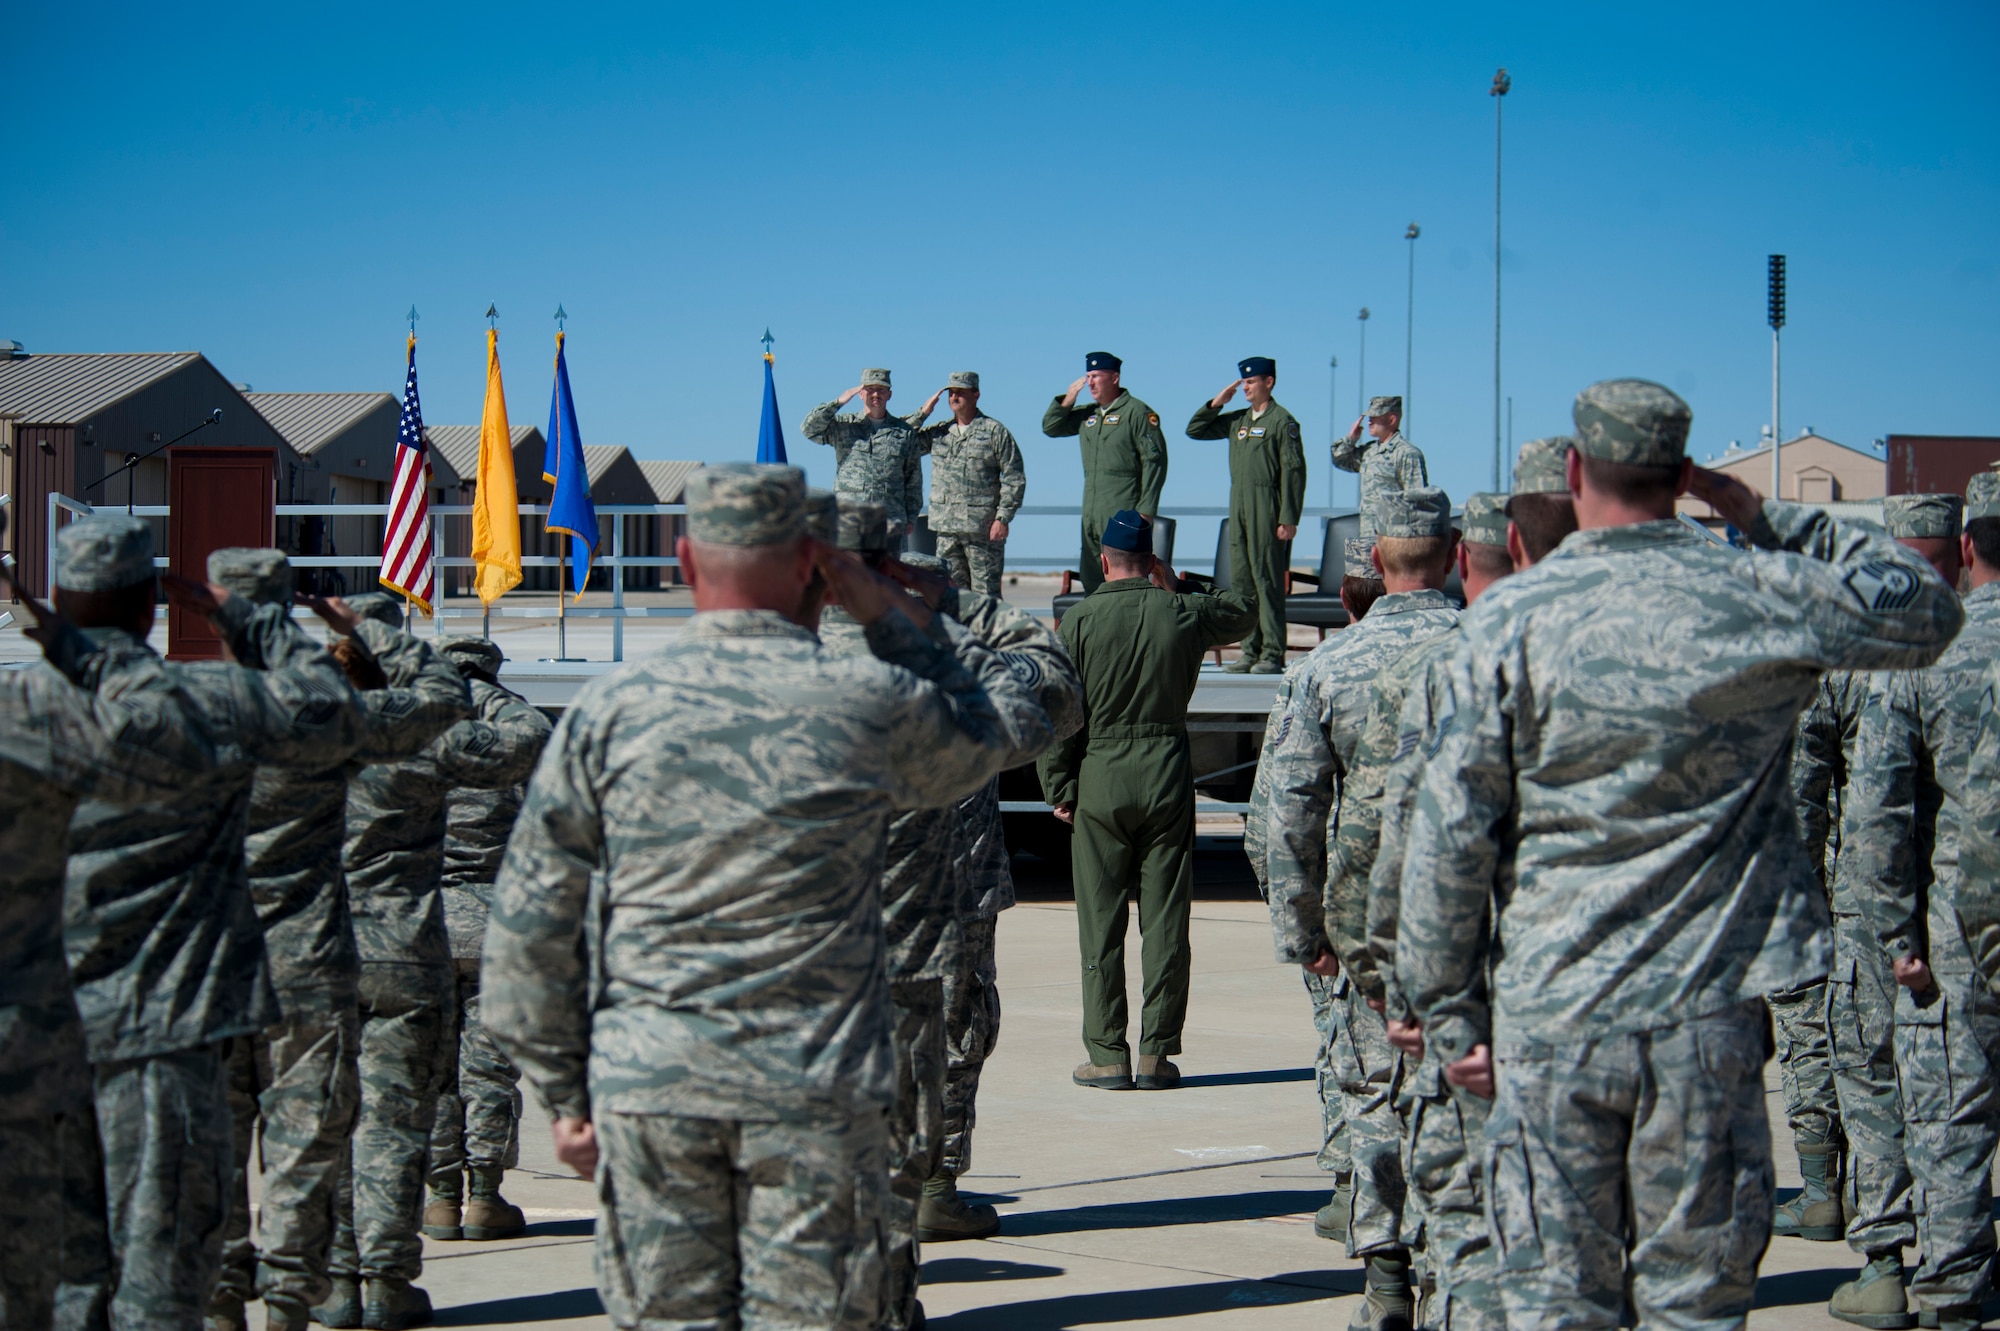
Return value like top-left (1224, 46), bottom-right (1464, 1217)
top-left (213, 1009), bottom-right (362, 1312)
top-left (1486, 1000), bottom-right (1773, 1331)
top-left (58, 1044), bottom-right (234, 1331)
top-left (427, 960), bottom-right (523, 1197)
top-left (593, 1107), bottom-right (888, 1331)
top-left (1827, 912), bottom-right (1916, 1256)
top-left (1892, 961), bottom-right (2000, 1310)
top-left (1331, 984), bottom-right (1404, 1257)
top-left (1303, 971), bottom-right (1352, 1177)
top-left (0, 1112), bottom-right (65, 1328)
top-left (1400, 1064), bottom-right (1501, 1331)
top-left (1767, 977), bottom-right (1842, 1143)
top-left (885, 979), bottom-right (946, 1331)
top-left (940, 916), bottom-right (1001, 1176)
top-left (330, 964), bottom-right (454, 1284)
top-left (936, 532), bottom-right (1005, 599)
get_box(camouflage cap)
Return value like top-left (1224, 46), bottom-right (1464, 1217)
top-left (860, 368), bottom-right (892, 387)
top-left (686, 463), bottom-right (807, 546)
top-left (441, 636), bottom-right (504, 681)
top-left (54, 513), bottom-right (155, 592)
top-left (1572, 379), bottom-right (1691, 467)
top-left (1965, 467), bottom-right (2000, 522)
top-left (837, 501), bottom-right (890, 553)
top-left (1883, 493), bottom-right (1963, 540)
top-left (947, 371), bottom-right (980, 391)
top-left (1513, 435), bottom-right (1575, 495)
top-left (1375, 485), bottom-right (1453, 540)
top-left (346, 591), bottom-right (405, 629)
top-left (206, 547), bottom-right (291, 607)
top-left (1461, 492), bottom-right (1510, 546)
top-left (1344, 537), bottom-right (1378, 575)
top-left (901, 552), bottom-right (951, 578)
top-left (1366, 395), bottom-right (1402, 419)
top-left (803, 488), bottom-right (839, 544)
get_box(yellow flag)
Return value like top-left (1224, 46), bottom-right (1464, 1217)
top-left (472, 328), bottom-right (523, 604)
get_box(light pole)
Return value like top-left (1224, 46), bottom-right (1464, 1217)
top-left (1328, 355), bottom-right (1339, 507)
top-left (1357, 307), bottom-right (1370, 416)
top-left (1404, 223), bottom-right (1420, 429)
top-left (1768, 255), bottom-right (1786, 499)
top-left (1491, 68), bottom-right (1510, 490)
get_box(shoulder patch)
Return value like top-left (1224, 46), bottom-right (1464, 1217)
top-left (1845, 560), bottom-right (1921, 613)
top-left (1148, 413), bottom-right (1160, 427)
top-left (1287, 420), bottom-right (1300, 439)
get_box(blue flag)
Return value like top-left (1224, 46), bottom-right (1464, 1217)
top-left (757, 352), bottom-right (787, 464)
top-left (543, 331), bottom-right (597, 600)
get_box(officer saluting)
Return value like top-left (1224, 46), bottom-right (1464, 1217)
top-left (1186, 356), bottom-right (1307, 673)
top-left (1042, 352), bottom-right (1170, 593)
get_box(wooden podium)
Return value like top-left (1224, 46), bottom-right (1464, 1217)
top-left (167, 447), bottom-right (275, 661)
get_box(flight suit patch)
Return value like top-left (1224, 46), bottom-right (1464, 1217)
top-left (1250, 427), bottom-right (1266, 436)
top-left (1105, 414), bottom-right (1120, 424)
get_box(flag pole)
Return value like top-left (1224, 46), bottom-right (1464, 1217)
top-left (557, 536), bottom-right (567, 659)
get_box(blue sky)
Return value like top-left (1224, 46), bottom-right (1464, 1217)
top-left (8, 1), bottom-right (1997, 554)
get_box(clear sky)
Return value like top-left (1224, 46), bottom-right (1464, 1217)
top-left (9, 1), bottom-right (1997, 550)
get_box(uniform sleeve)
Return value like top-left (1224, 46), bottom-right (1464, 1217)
top-left (1395, 443), bottom-right (1429, 489)
top-left (350, 624), bottom-right (476, 763)
top-left (903, 440), bottom-right (925, 534)
top-left (863, 611), bottom-right (1028, 810)
top-left (1185, 403), bottom-right (1236, 440)
top-left (1842, 674), bottom-right (1929, 964)
top-left (1329, 436), bottom-right (1365, 475)
top-left (1243, 679), bottom-right (1296, 901)
top-left (209, 599), bottom-right (367, 770)
top-left (1791, 681), bottom-right (1841, 894)
top-left (995, 425), bottom-right (1027, 525)
top-left (432, 685), bottom-right (554, 791)
top-left (1035, 614), bottom-right (1088, 809)
top-left (934, 589), bottom-right (1084, 762)
top-left (1326, 674), bottom-right (1402, 996)
top-left (1190, 589), bottom-right (1257, 649)
top-left (1397, 633), bottom-right (1511, 1062)
top-left (1136, 411), bottom-right (1169, 516)
top-left (1958, 668), bottom-right (2000, 995)
top-left (1749, 501), bottom-right (1965, 670)
top-left (1279, 418), bottom-right (1307, 528)
top-left (482, 706), bottom-right (601, 1121)
top-left (802, 399), bottom-right (851, 445)
top-left (1263, 676), bottom-right (1336, 964)
top-left (1367, 675), bottom-right (1437, 1023)
top-left (1042, 395), bottom-right (1090, 438)
top-left (908, 418), bottom-right (947, 457)
top-left (0, 659), bottom-right (217, 803)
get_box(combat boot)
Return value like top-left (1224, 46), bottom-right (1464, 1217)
top-left (266, 1293), bottom-right (313, 1331)
top-left (362, 1277), bottom-right (433, 1330)
top-left (463, 1167), bottom-right (527, 1240)
top-left (1250, 658), bottom-right (1284, 675)
top-left (1348, 1252), bottom-right (1414, 1331)
top-left (1829, 1253), bottom-right (1915, 1329)
top-left (917, 1172), bottom-right (1000, 1242)
top-left (205, 1292), bottom-right (247, 1331)
top-left (1918, 1306), bottom-right (1986, 1330)
top-left (1072, 1061), bottom-right (1134, 1089)
top-left (311, 1276), bottom-right (363, 1328)
top-left (1223, 655), bottom-right (1256, 673)
top-left (1313, 1172), bottom-right (1354, 1242)
top-left (420, 1193), bottom-right (463, 1241)
top-left (1134, 1054), bottom-right (1181, 1090)
top-left (1772, 1135), bottom-right (1846, 1241)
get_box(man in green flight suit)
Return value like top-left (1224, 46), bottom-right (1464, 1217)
top-left (1038, 510), bottom-right (1255, 1090)
top-left (1042, 352), bottom-right (1170, 592)
top-left (1186, 356), bottom-right (1308, 674)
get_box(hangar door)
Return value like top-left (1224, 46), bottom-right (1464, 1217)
top-left (168, 447), bottom-right (275, 660)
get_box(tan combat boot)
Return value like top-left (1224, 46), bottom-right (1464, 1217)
top-left (1072, 1060), bottom-right (1134, 1089)
top-left (1829, 1253), bottom-right (1914, 1329)
top-left (1349, 1252), bottom-right (1414, 1331)
top-left (1772, 1134), bottom-right (1846, 1241)
top-left (361, 1277), bottom-right (433, 1330)
top-left (1134, 1054), bottom-right (1181, 1090)
top-left (917, 1172), bottom-right (1000, 1242)
top-left (311, 1276), bottom-right (363, 1329)
top-left (463, 1167), bottom-right (527, 1240)
top-left (1313, 1171), bottom-right (1354, 1242)
top-left (419, 1194), bottom-right (463, 1241)
top-left (204, 1292), bottom-right (246, 1331)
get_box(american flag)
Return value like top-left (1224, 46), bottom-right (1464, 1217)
top-left (379, 336), bottom-right (436, 613)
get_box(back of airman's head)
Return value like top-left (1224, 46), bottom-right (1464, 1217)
top-left (1511, 436), bottom-right (1575, 497)
top-left (1964, 467), bottom-right (2000, 571)
top-left (1884, 493), bottom-right (1963, 541)
top-left (55, 513), bottom-right (155, 593)
top-left (686, 463), bottom-right (807, 547)
top-left (345, 592), bottom-right (405, 630)
top-left (441, 636), bottom-right (504, 683)
top-left (1460, 493), bottom-right (1510, 548)
top-left (207, 547), bottom-right (292, 608)
top-left (1374, 486), bottom-right (1456, 582)
top-left (803, 489), bottom-right (839, 545)
top-left (1572, 380), bottom-right (1691, 468)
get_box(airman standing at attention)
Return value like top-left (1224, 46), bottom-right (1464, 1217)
top-left (803, 368), bottom-right (926, 539)
top-left (1042, 352), bottom-right (1170, 593)
top-left (1504, 436), bottom-right (1579, 568)
top-left (910, 371), bottom-right (1026, 597)
top-left (1186, 356), bottom-right (1308, 674)
top-left (1332, 396), bottom-right (1428, 548)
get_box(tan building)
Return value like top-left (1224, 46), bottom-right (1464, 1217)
top-left (1679, 430), bottom-right (1884, 523)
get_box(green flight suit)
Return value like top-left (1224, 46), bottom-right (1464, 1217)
top-left (1037, 577), bottom-right (1256, 1064)
top-left (1041, 391), bottom-right (1170, 591)
top-left (1185, 399), bottom-right (1307, 665)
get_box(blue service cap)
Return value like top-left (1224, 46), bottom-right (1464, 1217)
top-left (1238, 356), bottom-right (1276, 379)
top-left (1101, 510), bottom-right (1152, 554)
top-left (1085, 351), bottom-right (1122, 373)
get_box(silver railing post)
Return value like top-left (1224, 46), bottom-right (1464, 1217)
top-left (612, 516), bottom-right (625, 662)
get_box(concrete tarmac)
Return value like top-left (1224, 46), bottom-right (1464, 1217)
top-left (217, 850), bottom-right (1879, 1329)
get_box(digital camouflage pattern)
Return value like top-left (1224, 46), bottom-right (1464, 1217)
top-left (1375, 484), bottom-right (1452, 539)
top-left (801, 400), bottom-right (925, 536)
top-left (439, 675), bottom-right (553, 962)
top-left (1961, 661), bottom-right (2000, 996)
top-left (1040, 389), bottom-right (1170, 592)
top-left (429, 961), bottom-right (524, 1195)
top-left (1460, 492), bottom-right (1510, 547)
top-left (939, 915), bottom-right (1000, 1177)
top-left (914, 412), bottom-right (1026, 537)
top-left (685, 462), bottom-right (807, 546)
top-left (1511, 436), bottom-right (1574, 495)
top-left (1843, 584), bottom-right (2000, 1306)
top-left (1185, 397), bottom-right (1308, 665)
top-left (954, 778), bottom-right (1015, 921)
top-left (1880, 492), bottom-right (1962, 540)
top-left (1569, 378), bottom-right (1692, 466)
top-left (1329, 430), bottom-right (1428, 548)
top-left (883, 978), bottom-right (945, 1330)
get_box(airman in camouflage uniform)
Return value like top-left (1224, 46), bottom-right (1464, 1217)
top-left (1186, 356), bottom-right (1310, 674)
top-left (1264, 486), bottom-right (1460, 1329)
top-left (1336, 491), bottom-right (1514, 1331)
top-left (1041, 352), bottom-right (1170, 593)
top-left (1331, 395), bottom-right (1428, 548)
top-left (1396, 380), bottom-right (1962, 1330)
top-left (321, 597), bottom-right (548, 1331)
top-left (480, 464), bottom-right (1076, 1331)
top-left (1504, 435), bottom-right (1579, 567)
top-left (1842, 491), bottom-right (2000, 1329)
top-left (423, 639), bottom-right (553, 1247)
top-left (910, 371), bottom-right (1027, 597)
top-left (802, 368), bottom-right (926, 538)
top-left (0, 510), bottom-right (223, 1331)
top-left (205, 551), bottom-right (473, 1331)
top-left (52, 517), bottom-right (366, 1331)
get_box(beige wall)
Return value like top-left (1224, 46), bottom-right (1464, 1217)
top-left (1679, 435), bottom-right (1882, 520)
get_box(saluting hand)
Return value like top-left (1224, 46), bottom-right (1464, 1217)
top-left (163, 572), bottom-right (232, 619)
top-left (918, 389), bottom-right (945, 419)
top-left (1686, 466), bottom-right (1764, 532)
top-left (881, 555), bottom-right (953, 610)
top-left (818, 545), bottom-right (935, 630)
top-left (1210, 380), bottom-right (1242, 409)
top-left (1346, 416), bottom-right (1367, 443)
top-left (296, 590), bottom-right (360, 636)
top-left (1062, 376), bottom-right (1088, 408)
top-left (836, 385), bottom-right (863, 407)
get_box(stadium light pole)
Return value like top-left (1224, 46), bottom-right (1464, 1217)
top-left (1768, 255), bottom-right (1786, 498)
top-left (1404, 223), bottom-right (1420, 428)
top-left (1491, 68), bottom-right (1510, 490)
